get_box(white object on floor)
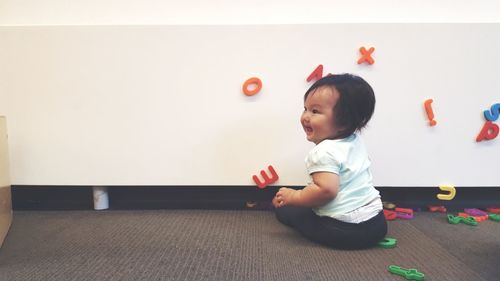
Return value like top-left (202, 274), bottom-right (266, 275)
top-left (93, 186), bottom-right (109, 210)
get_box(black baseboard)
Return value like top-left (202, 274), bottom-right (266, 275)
top-left (12, 186), bottom-right (94, 210)
top-left (11, 185), bottom-right (500, 211)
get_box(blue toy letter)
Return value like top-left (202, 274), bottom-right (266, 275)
top-left (484, 103), bottom-right (500, 121)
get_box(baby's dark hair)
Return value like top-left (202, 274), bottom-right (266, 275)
top-left (304, 73), bottom-right (375, 139)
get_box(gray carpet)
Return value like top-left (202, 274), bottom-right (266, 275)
top-left (0, 210), bottom-right (499, 281)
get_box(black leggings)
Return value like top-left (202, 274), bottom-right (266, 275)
top-left (275, 206), bottom-right (387, 250)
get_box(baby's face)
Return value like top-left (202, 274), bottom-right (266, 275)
top-left (300, 86), bottom-right (340, 144)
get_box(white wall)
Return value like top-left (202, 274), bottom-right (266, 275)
top-left (1, 0), bottom-right (500, 25)
top-left (1, 24), bottom-right (499, 186)
top-left (1, 2), bottom-right (499, 187)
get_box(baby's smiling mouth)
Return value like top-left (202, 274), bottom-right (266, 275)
top-left (304, 126), bottom-right (313, 134)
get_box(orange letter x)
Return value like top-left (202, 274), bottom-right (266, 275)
top-left (357, 47), bottom-right (375, 65)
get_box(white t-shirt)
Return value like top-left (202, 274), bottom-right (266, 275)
top-left (305, 134), bottom-right (382, 223)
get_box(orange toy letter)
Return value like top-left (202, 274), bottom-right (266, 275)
top-left (242, 77), bottom-right (262, 96)
top-left (307, 64), bottom-right (323, 82)
top-left (357, 47), bottom-right (375, 65)
top-left (424, 99), bottom-right (437, 126)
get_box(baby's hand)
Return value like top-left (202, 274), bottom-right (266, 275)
top-left (273, 187), bottom-right (298, 208)
top-left (272, 195), bottom-right (281, 208)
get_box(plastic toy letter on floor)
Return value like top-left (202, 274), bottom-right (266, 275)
top-left (395, 207), bottom-right (414, 220)
top-left (489, 214), bottom-right (500, 221)
top-left (388, 265), bottom-right (425, 281)
top-left (447, 214), bottom-right (478, 226)
top-left (458, 212), bottom-right (488, 222)
top-left (378, 237), bottom-right (397, 249)
top-left (487, 207), bottom-right (500, 213)
top-left (428, 205), bottom-right (447, 213)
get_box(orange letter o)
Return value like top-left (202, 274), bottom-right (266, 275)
top-left (242, 77), bottom-right (262, 96)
